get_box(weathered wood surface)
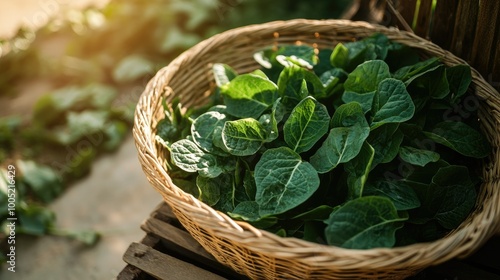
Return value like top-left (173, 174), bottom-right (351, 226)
top-left (385, 0), bottom-right (500, 90)
top-left (117, 201), bottom-right (500, 280)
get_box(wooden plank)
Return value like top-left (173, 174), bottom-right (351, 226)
top-left (139, 233), bottom-right (162, 248)
top-left (120, 200), bottom-right (500, 280)
top-left (123, 242), bottom-right (226, 280)
top-left (471, 0), bottom-right (500, 77)
top-left (450, 0), bottom-right (479, 61)
top-left (117, 234), bottom-right (162, 280)
top-left (429, 0), bottom-right (459, 50)
top-left (115, 265), bottom-right (152, 280)
top-left (142, 217), bottom-right (216, 262)
top-left (151, 202), bottom-right (179, 222)
top-left (413, 0), bottom-right (433, 38)
top-left (143, 202), bottom-right (246, 278)
top-left (396, 0), bottom-right (418, 30)
top-left (141, 216), bottom-right (248, 279)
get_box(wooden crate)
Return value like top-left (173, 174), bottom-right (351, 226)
top-left (116, 202), bottom-right (249, 280)
top-left (117, 201), bottom-right (500, 280)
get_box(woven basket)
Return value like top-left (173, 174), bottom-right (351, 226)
top-left (133, 19), bottom-right (500, 279)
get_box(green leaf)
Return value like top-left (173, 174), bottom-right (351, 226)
top-left (319, 68), bottom-right (347, 98)
top-left (310, 102), bottom-right (369, 173)
top-left (228, 201), bottom-right (279, 229)
top-left (409, 165), bottom-right (477, 229)
top-left (340, 41), bottom-right (376, 72)
top-left (0, 116), bottom-right (20, 152)
top-left (17, 160), bottom-right (63, 203)
top-left (344, 60), bottom-right (391, 93)
top-left (364, 180), bottom-right (421, 210)
top-left (228, 201), bottom-right (261, 221)
top-left (171, 139), bottom-right (206, 172)
top-left (33, 84), bottom-right (116, 126)
top-left (341, 91), bottom-right (375, 114)
top-left (303, 221), bottom-right (327, 244)
top-left (331, 35), bottom-right (388, 72)
top-left (330, 102), bottom-right (368, 128)
top-left (385, 42), bottom-right (420, 71)
top-left (221, 73), bottom-right (278, 119)
top-left (423, 121), bottom-right (490, 158)
top-left (51, 110), bottom-right (108, 145)
top-left (196, 175), bottom-right (222, 206)
top-left (367, 124), bottom-right (403, 169)
top-left (314, 48), bottom-right (334, 75)
top-left (18, 203), bottom-right (55, 235)
top-left (0, 170), bottom-right (11, 217)
top-left (156, 98), bottom-right (192, 144)
top-left (160, 25), bottom-right (200, 52)
top-left (345, 142), bottom-right (375, 199)
top-left (399, 146), bottom-right (440, 167)
top-left (366, 33), bottom-right (390, 59)
top-left (212, 173), bottom-right (237, 213)
top-left (56, 230), bottom-right (101, 246)
top-left (403, 160), bottom-right (450, 184)
top-left (172, 178), bottom-right (200, 198)
top-left (191, 111), bottom-right (228, 155)
top-left (310, 125), bottom-right (369, 174)
top-left (446, 65), bottom-right (472, 103)
top-left (292, 205), bottom-right (334, 221)
top-left (275, 45), bottom-right (318, 69)
top-left (324, 196), bottom-right (406, 249)
top-left (371, 78), bottom-right (415, 129)
top-left (393, 57), bottom-right (440, 81)
top-left (406, 65), bottom-right (450, 99)
top-left (426, 65), bottom-right (450, 99)
top-left (431, 166), bottom-right (477, 229)
top-left (284, 96), bottom-right (330, 153)
top-left (259, 98), bottom-right (286, 142)
top-left (222, 118), bottom-right (268, 156)
top-left (170, 139), bottom-right (223, 178)
top-left (243, 168), bottom-right (256, 200)
top-left (330, 43), bottom-right (349, 69)
top-left (277, 65), bottom-right (324, 109)
top-left (112, 55), bottom-right (154, 83)
top-left (213, 63), bottom-right (238, 87)
top-left (103, 120), bottom-right (128, 151)
top-left (255, 147), bottom-right (320, 216)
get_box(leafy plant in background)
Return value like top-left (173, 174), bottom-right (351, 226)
top-left (156, 34), bottom-right (489, 249)
top-left (0, 0), bottom-right (355, 264)
top-left (219, 0), bottom-right (353, 28)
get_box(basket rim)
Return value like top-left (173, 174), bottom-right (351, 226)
top-left (133, 18), bottom-right (500, 269)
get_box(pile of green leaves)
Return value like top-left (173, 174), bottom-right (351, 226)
top-left (156, 34), bottom-right (490, 249)
top-left (0, 162), bottom-right (100, 245)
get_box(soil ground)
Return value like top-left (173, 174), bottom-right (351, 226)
top-left (0, 1), bottom-right (163, 279)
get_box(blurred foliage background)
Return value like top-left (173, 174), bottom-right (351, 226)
top-left (0, 0), bottom-right (357, 260)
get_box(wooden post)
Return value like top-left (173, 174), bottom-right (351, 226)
top-left (429, 1), bottom-right (459, 50)
top-left (382, 0), bottom-right (499, 90)
top-left (450, 0), bottom-right (479, 62)
top-left (470, 0), bottom-right (500, 79)
top-left (396, 0), bottom-right (418, 29)
top-left (413, 0), bottom-right (433, 38)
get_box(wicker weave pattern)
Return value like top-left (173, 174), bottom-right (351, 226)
top-left (133, 19), bottom-right (500, 279)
